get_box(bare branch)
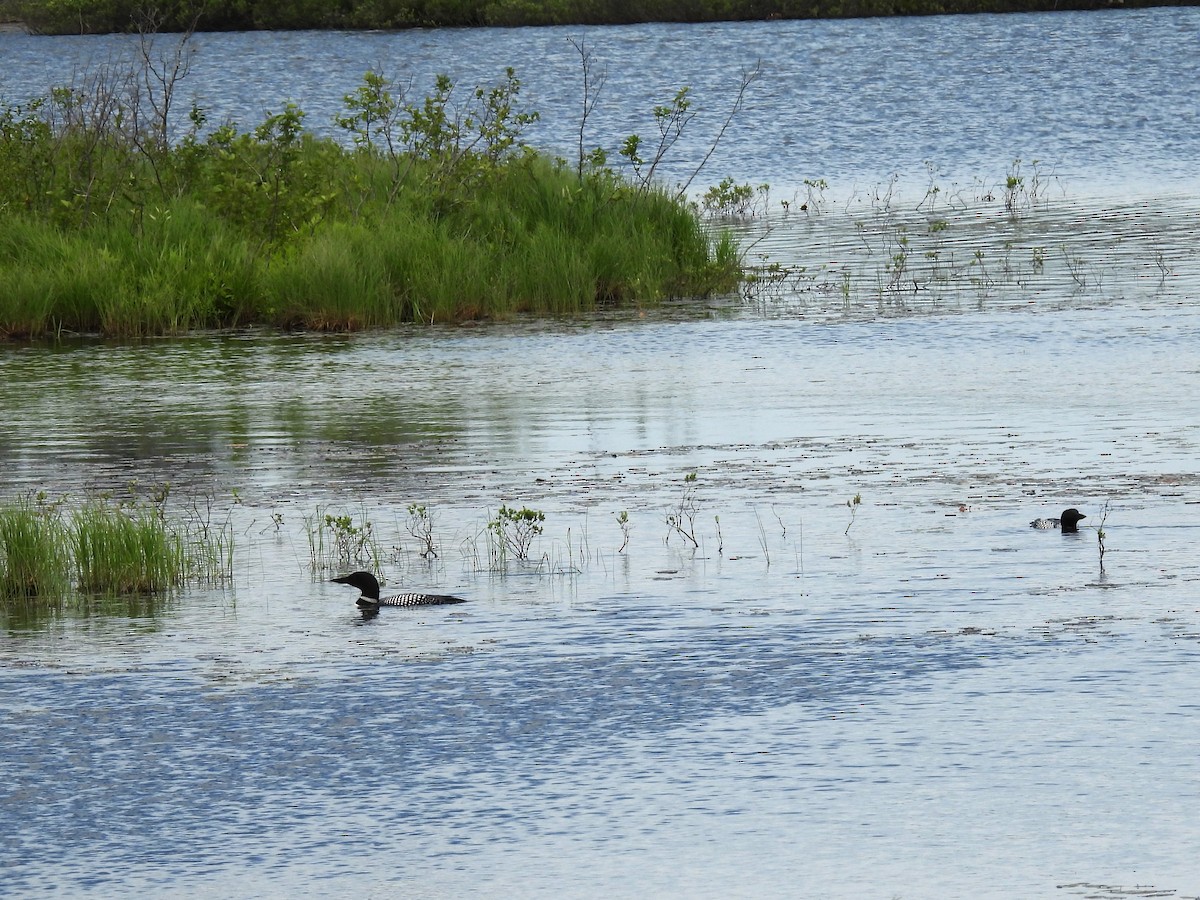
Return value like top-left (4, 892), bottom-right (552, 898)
top-left (677, 59), bottom-right (761, 200)
top-left (568, 36), bottom-right (607, 180)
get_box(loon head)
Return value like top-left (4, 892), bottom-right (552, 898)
top-left (1059, 508), bottom-right (1087, 533)
top-left (330, 571), bottom-right (382, 601)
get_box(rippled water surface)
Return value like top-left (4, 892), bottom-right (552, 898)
top-left (4, 8), bottom-right (1200, 899)
top-left (4, 7), bottom-right (1200, 196)
top-left (4, 291), bottom-right (1200, 897)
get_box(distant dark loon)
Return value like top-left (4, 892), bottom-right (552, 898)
top-left (331, 571), bottom-right (466, 609)
top-left (1030, 508), bottom-right (1087, 533)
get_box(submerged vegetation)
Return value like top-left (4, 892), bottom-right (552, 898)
top-left (0, 487), bottom-right (233, 612)
top-left (731, 156), bottom-right (1112, 313)
top-left (0, 32), bottom-right (742, 338)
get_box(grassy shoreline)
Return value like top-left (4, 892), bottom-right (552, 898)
top-left (0, 60), bottom-right (741, 338)
top-left (1, 0), bottom-right (1191, 35)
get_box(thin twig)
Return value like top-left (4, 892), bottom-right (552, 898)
top-left (677, 60), bottom-right (762, 200)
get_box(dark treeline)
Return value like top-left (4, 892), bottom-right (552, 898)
top-left (1, 0), bottom-right (1194, 34)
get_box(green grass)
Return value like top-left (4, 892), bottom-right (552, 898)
top-left (0, 491), bottom-right (235, 614)
top-left (71, 500), bottom-right (185, 594)
top-left (0, 494), bottom-right (71, 603)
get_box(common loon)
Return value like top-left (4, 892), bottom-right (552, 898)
top-left (1030, 508), bottom-right (1087, 533)
top-left (330, 571), bottom-right (466, 609)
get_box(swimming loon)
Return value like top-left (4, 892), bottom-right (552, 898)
top-left (330, 571), bottom-right (466, 609)
top-left (1030, 508), bottom-right (1087, 533)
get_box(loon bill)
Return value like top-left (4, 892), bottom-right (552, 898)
top-left (330, 571), bottom-right (466, 608)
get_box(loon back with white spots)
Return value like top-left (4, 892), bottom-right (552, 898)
top-left (1030, 508), bottom-right (1087, 533)
top-left (330, 571), bottom-right (466, 608)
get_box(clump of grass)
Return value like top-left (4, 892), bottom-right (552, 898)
top-left (180, 492), bottom-right (236, 585)
top-left (1, 487), bottom-right (234, 615)
top-left (71, 498), bottom-right (185, 594)
top-left (0, 493), bottom-right (71, 602)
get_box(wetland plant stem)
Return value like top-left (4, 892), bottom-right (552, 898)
top-left (1096, 500), bottom-right (1110, 572)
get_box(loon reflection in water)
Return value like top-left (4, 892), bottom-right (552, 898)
top-left (331, 571), bottom-right (467, 612)
top-left (1030, 508), bottom-right (1088, 533)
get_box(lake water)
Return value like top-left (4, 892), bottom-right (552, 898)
top-left (3, 8), bottom-right (1200, 899)
top-left (4, 6), bottom-right (1200, 198)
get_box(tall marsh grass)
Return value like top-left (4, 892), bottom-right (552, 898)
top-left (0, 494), bottom-right (71, 602)
top-left (0, 490), bottom-right (235, 613)
top-left (71, 500), bottom-right (185, 594)
top-left (0, 59), bottom-right (741, 338)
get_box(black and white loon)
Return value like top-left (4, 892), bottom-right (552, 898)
top-left (1030, 508), bottom-right (1087, 533)
top-left (331, 571), bottom-right (466, 609)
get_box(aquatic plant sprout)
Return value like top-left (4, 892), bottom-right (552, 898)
top-left (665, 472), bottom-right (701, 549)
top-left (487, 505), bottom-right (546, 563)
top-left (406, 504), bottom-right (439, 559)
top-left (305, 506), bottom-right (382, 571)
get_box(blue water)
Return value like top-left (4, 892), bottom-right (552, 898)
top-left (3, 8), bottom-right (1199, 198)
top-left (4, 304), bottom-right (1200, 896)
top-left (3, 8), bottom-right (1200, 898)
top-left (10, 601), bottom-right (1198, 897)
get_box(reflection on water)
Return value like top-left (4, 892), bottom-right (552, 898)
top-left (4, 7), bottom-right (1200, 896)
top-left (1, 592), bottom-right (175, 630)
